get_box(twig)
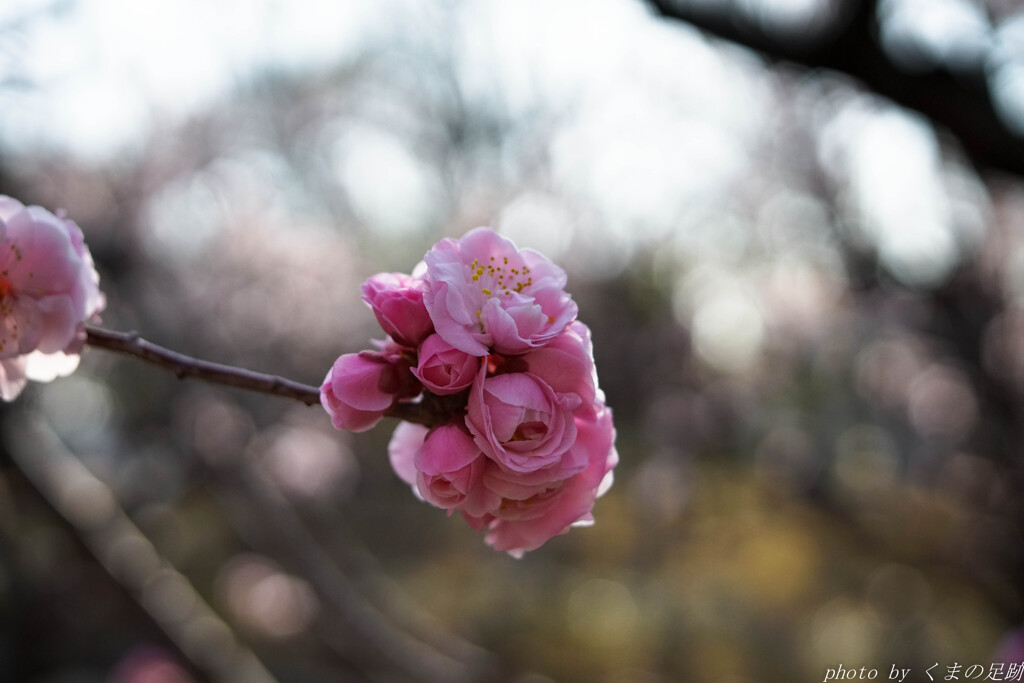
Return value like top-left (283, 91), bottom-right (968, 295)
top-left (84, 326), bottom-right (451, 428)
top-left (85, 325), bottom-right (322, 405)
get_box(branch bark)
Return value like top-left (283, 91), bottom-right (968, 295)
top-left (84, 325), bottom-right (455, 428)
top-left (9, 417), bottom-right (280, 683)
top-left (85, 325), bottom-right (323, 405)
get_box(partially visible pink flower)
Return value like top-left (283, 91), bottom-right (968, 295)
top-left (0, 196), bottom-right (105, 400)
top-left (412, 333), bottom-right (479, 395)
top-left (423, 227), bottom-right (577, 356)
top-left (465, 403), bottom-right (618, 557)
top-left (361, 272), bottom-right (433, 348)
top-left (320, 343), bottom-right (418, 432)
top-left (111, 644), bottom-right (196, 683)
top-left (993, 628), bottom-right (1024, 664)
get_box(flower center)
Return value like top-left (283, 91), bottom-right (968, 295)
top-left (509, 420), bottom-right (547, 443)
top-left (468, 255), bottom-right (534, 299)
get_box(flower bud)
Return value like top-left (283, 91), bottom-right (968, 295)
top-left (320, 345), bottom-right (417, 432)
top-left (412, 333), bottom-right (478, 395)
top-left (361, 272), bottom-right (433, 348)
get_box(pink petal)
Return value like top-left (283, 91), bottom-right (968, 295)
top-left (24, 349), bottom-right (81, 382)
top-left (6, 207), bottom-right (80, 294)
top-left (320, 369), bottom-right (385, 432)
top-left (415, 420), bottom-right (481, 475)
top-left (0, 357), bottom-right (28, 400)
top-left (388, 421), bottom-right (429, 485)
top-left (328, 353), bottom-right (396, 412)
top-left (32, 294), bottom-right (79, 354)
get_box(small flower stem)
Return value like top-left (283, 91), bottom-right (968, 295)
top-left (389, 389), bottom-right (470, 430)
top-left (84, 325), bottom-right (445, 428)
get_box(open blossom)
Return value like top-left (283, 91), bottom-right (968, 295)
top-left (466, 363), bottom-right (582, 474)
top-left (467, 403), bottom-right (617, 557)
top-left (0, 196), bottom-right (105, 400)
top-left (388, 402), bottom-right (617, 557)
top-left (326, 226), bottom-right (617, 555)
top-left (466, 321), bottom-right (598, 477)
top-left (423, 227), bottom-right (577, 356)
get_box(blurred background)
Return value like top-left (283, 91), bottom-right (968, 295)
top-left (1, 0), bottom-right (1024, 681)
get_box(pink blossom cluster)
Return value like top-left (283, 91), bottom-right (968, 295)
top-left (321, 228), bottom-right (617, 556)
top-left (0, 196), bottom-right (105, 400)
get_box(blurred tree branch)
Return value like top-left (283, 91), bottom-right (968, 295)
top-left (206, 449), bottom-right (501, 683)
top-left (7, 418), bottom-right (279, 683)
top-left (646, 0), bottom-right (1024, 177)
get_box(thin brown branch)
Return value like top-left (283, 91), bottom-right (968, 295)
top-left (86, 324), bottom-right (323, 405)
top-left (84, 325), bottom-right (450, 428)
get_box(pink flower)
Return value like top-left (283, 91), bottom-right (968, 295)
top-left (466, 362), bottom-right (582, 475)
top-left (465, 404), bottom-right (618, 557)
top-left (320, 343), bottom-right (418, 432)
top-left (330, 229), bottom-right (618, 555)
top-left (464, 325), bottom-right (599, 478)
top-left (411, 333), bottom-right (479, 395)
top-left (423, 227), bottom-right (577, 356)
top-left (388, 420), bottom-right (498, 517)
top-left (0, 196), bottom-right (105, 400)
top-left (361, 272), bottom-right (433, 348)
